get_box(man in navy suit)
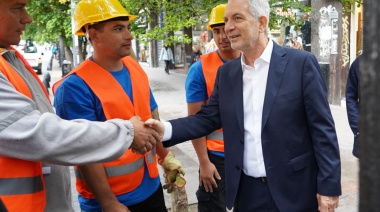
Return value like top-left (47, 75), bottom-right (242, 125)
top-left (147, 0), bottom-right (341, 211)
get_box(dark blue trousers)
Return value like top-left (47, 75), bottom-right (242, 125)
top-left (196, 152), bottom-right (226, 212)
top-left (233, 173), bottom-right (279, 212)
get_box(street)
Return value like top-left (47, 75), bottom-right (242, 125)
top-left (41, 51), bottom-right (359, 212)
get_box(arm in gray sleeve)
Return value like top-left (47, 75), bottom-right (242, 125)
top-left (0, 73), bottom-right (133, 165)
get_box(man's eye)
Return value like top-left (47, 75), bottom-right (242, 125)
top-left (11, 7), bottom-right (24, 11)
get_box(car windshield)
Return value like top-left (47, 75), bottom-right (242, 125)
top-left (25, 46), bottom-right (37, 53)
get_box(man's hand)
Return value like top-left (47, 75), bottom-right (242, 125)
top-left (199, 161), bottom-right (221, 193)
top-left (317, 194), bottom-right (339, 212)
top-left (145, 118), bottom-right (164, 140)
top-left (129, 116), bottom-right (158, 154)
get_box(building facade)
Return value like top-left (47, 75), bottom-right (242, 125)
top-left (311, 0), bottom-right (362, 105)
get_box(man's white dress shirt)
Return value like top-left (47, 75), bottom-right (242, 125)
top-left (241, 40), bottom-right (273, 177)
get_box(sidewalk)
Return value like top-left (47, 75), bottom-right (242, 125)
top-left (45, 56), bottom-right (358, 211)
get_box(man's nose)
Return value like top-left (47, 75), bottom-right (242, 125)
top-left (224, 21), bottom-right (233, 33)
top-left (125, 30), bottom-right (133, 40)
top-left (21, 10), bottom-right (33, 24)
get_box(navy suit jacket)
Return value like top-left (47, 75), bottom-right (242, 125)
top-left (346, 55), bottom-right (360, 158)
top-left (164, 42), bottom-right (341, 211)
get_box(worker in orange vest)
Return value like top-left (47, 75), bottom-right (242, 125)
top-left (53, 0), bottom-right (187, 211)
top-left (185, 4), bottom-right (241, 211)
top-left (0, 0), bottom-right (159, 212)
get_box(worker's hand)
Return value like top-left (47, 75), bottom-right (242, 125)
top-left (129, 116), bottom-right (158, 154)
top-left (144, 118), bottom-right (164, 141)
top-left (158, 151), bottom-right (186, 193)
top-left (317, 194), bottom-right (339, 212)
top-left (199, 160), bottom-right (221, 193)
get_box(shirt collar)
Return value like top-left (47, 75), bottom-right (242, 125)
top-left (241, 38), bottom-right (274, 68)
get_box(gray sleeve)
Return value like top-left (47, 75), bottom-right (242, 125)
top-left (0, 73), bottom-right (133, 165)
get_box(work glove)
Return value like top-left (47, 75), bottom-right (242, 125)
top-left (158, 151), bottom-right (186, 193)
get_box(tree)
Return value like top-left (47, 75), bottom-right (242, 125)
top-left (122, 0), bottom-right (312, 45)
top-left (25, 0), bottom-right (71, 44)
top-left (339, 0), bottom-right (363, 14)
top-left (269, 0), bottom-right (312, 29)
top-left (25, 0), bottom-right (88, 65)
top-left (24, 0), bottom-right (312, 68)
top-left (24, 0), bottom-right (75, 66)
top-left (122, 0), bottom-right (311, 69)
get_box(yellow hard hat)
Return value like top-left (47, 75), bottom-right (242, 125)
top-left (74, 0), bottom-right (137, 36)
top-left (207, 4), bottom-right (226, 30)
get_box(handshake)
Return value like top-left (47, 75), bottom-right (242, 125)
top-left (129, 117), bottom-right (165, 154)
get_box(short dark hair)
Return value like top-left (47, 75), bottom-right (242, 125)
top-left (210, 23), bottom-right (225, 29)
top-left (83, 16), bottom-right (130, 33)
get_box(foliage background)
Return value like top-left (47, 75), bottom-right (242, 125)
top-left (27, 0), bottom-right (362, 64)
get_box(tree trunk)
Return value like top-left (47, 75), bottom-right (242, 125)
top-left (183, 26), bottom-right (193, 73)
top-left (149, 12), bottom-right (158, 67)
top-left (168, 31), bottom-right (176, 69)
top-left (77, 37), bottom-right (88, 64)
top-left (359, 0), bottom-right (380, 210)
top-left (58, 35), bottom-right (65, 67)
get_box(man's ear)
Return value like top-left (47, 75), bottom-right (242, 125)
top-left (258, 16), bottom-right (268, 33)
top-left (87, 28), bottom-right (98, 42)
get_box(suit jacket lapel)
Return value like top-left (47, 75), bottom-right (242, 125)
top-left (262, 44), bottom-right (288, 130)
top-left (229, 59), bottom-right (245, 132)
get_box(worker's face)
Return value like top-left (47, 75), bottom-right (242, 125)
top-left (0, 0), bottom-right (32, 48)
top-left (91, 20), bottom-right (133, 59)
top-left (211, 25), bottom-right (233, 52)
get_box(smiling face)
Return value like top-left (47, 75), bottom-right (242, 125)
top-left (0, 0), bottom-right (32, 48)
top-left (224, 0), bottom-right (260, 52)
top-left (89, 19), bottom-right (133, 59)
top-left (224, 0), bottom-right (270, 58)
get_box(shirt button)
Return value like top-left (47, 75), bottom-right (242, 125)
top-left (236, 165), bottom-right (241, 170)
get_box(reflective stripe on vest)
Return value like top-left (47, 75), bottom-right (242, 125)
top-left (0, 177), bottom-right (43, 195)
top-left (206, 131), bottom-right (223, 140)
top-left (54, 56), bottom-right (159, 198)
top-left (0, 47), bottom-right (46, 211)
top-left (200, 52), bottom-right (224, 152)
top-left (75, 148), bottom-right (157, 180)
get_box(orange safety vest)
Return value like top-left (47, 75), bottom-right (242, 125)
top-left (53, 56), bottom-right (159, 198)
top-left (200, 52), bottom-right (224, 152)
top-left (0, 47), bottom-right (49, 212)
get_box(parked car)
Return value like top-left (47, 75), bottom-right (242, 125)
top-left (13, 40), bottom-right (43, 75)
top-left (23, 46), bottom-right (43, 75)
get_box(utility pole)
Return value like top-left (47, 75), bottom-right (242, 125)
top-left (359, 0), bottom-right (380, 210)
top-left (71, 0), bottom-right (79, 67)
